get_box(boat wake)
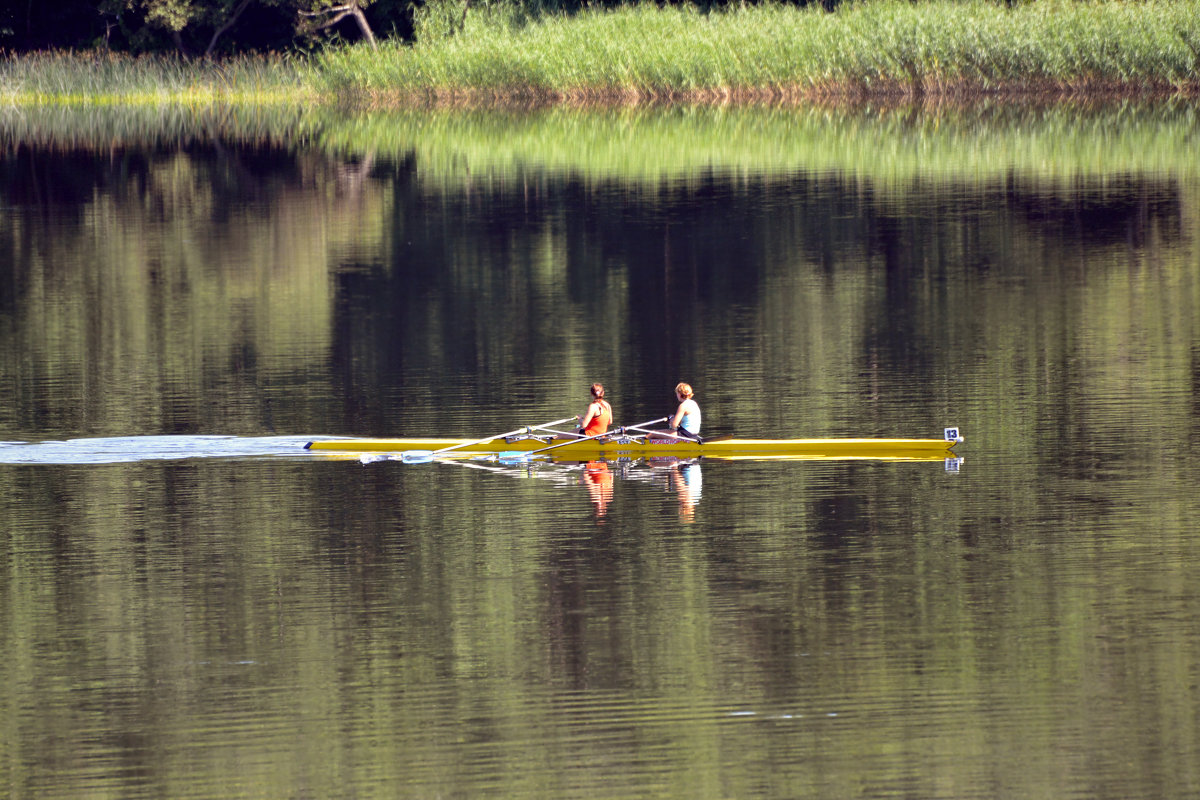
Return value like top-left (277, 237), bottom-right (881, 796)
top-left (0, 435), bottom-right (315, 465)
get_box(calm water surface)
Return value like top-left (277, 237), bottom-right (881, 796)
top-left (1, 104), bottom-right (1198, 799)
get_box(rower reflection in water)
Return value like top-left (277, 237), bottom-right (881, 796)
top-left (576, 456), bottom-right (698, 522)
top-left (644, 456), bottom-right (703, 522)
top-left (581, 460), bottom-right (614, 519)
top-left (671, 461), bottom-right (703, 523)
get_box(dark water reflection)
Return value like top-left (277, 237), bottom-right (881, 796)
top-left (1, 105), bottom-right (1198, 798)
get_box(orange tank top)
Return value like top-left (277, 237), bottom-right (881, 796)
top-left (583, 401), bottom-right (612, 435)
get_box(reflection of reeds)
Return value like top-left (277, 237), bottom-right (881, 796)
top-left (316, 0), bottom-right (1200, 103)
top-left (3, 102), bottom-right (1198, 184)
top-left (0, 50), bottom-right (314, 105)
top-left (311, 104), bottom-right (1200, 185)
top-left (0, 104), bottom-right (312, 150)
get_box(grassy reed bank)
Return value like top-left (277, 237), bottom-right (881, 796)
top-left (317, 0), bottom-right (1200, 103)
top-left (0, 50), bottom-right (313, 106)
top-left (3, 1), bottom-right (1198, 106)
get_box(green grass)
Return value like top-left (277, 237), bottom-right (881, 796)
top-left (2, 1), bottom-right (1198, 106)
top-left (0, 50), bottom-right (315, 105)
top-left (316, 0), bottom-right (1200, 102)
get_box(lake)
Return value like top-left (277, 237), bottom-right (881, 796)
top-left (1, 101), bottom-right (1198, 799)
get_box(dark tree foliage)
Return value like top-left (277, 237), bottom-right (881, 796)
top-left (0, 0), bottom-right (829, 55)
top-left (0, 0), bottom-right (404, 54)
top-left (2, 0), bottom-right (108, 50)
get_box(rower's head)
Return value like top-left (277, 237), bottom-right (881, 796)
top-left (675, 382), bottom-right (694, 400)
top-left (590, 383), bottom-right (605, 400)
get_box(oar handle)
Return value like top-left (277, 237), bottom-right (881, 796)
top-left (524, 417), bottom-right (669, 455)
top-left (623, 423), bottom-right (700, 443)
top-left (429, 415), bottom-right (580, 456)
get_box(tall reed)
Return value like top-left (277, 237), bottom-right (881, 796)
top-left (5, 1), bottom-right (1198, 106)
top-left (316, 0), bottom-right (1200, 102)
top-left (0, 50), bottom-right (314, 105)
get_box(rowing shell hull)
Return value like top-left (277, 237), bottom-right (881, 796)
top-left (304, 436), bottom-right (961, 460)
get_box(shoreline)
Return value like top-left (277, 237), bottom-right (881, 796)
top-left (336, 79), bottom-right (1200, 110)
top-left (316, 1), bottom-right (1200, 108)
top-left (9, 78), bottom-right (1193, 110)
top-left (3, 0), bottom-right (1199, 109)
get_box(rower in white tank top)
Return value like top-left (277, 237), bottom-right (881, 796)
top-left (669, 382), bottom-right (701, 440)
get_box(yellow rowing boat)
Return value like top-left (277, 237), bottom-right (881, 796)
top-left (305, 427), bottom-right (963, 461)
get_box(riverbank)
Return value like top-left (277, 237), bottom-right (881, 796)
top-left (317, 0), bottom-right (1200, 104)
top-left (3, 0), bottom-right (1198, 106)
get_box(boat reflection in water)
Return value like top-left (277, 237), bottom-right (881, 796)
top-left (552, 456), bottom-right (704, 522)
top-left (526, 456), bottom-right (701, 522)
top-left (498, 456), bottom-right (699, 521)
top-left (349, 449), bottom-right (960, 522)
top-left (395, 453), bottom-right (705, 522)
top-left (313, 428), bottom-right (962, 523)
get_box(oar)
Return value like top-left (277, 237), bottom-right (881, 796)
top-left (622, 422), bottom-right (704, 445)
top-left (499, 417), bottom-right (669, 460)
top-left (401, 416), bottom-right (579, 463)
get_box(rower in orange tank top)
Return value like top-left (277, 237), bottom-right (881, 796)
top-left (579, 383), bottom-right (613, 436)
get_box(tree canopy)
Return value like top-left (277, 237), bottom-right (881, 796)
top-left (2, 0), bottom-right (833, 56)
top-left (3, 0), bottom-right (405, 55)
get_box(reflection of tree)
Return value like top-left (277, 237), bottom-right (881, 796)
top-left (0, 142), bottom-right (381, 436)
top-left (333, 159), bottom-right (1191, 440)
top-left (3, 112), bottom-right (1200, 798)
top-left (2, 120), bottom-right (1196, 451)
